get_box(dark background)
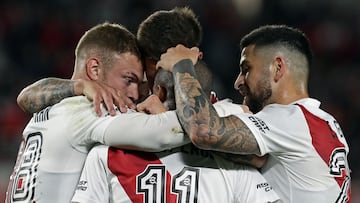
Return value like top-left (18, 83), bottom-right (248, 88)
top-left (0, 0), bottom-right (359, 201)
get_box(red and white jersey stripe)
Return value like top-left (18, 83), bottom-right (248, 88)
top-left (234, 98), bottom-right (351, 203)
top-left (72, 144), bottom-right (280, 203)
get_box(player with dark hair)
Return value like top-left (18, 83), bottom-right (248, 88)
top-left (157, 24), bottom-right (352, 203)
top-left (16, 7), bottom-right (204, 115)
top-left (11, 7), bottom-right (276, 202)
top-left (71, 67), bottom-right (279, 203)
top-left (137, 6), bottom-right (202, 90)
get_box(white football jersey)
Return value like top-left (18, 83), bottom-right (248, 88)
top-left (232, 98), bottom-right (351, 203)
top-left (6, 96), bottom-right (186, 203)
top-left (71, 144), bottom-right (280, 203)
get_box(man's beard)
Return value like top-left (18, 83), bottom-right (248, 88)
top-left (243, 96), bottom-right (264, 113)
top-left (243, 79), bottom-right (272, 113)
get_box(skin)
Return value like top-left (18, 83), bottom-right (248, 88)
top-left (140, 46), bottom-right (265, 167)
top-left (17, 77), bottom-right (137, 116)
top-left (234, 46), bottom-right (273, 113)
top-left (156, 45), bottom-right (260, 155)
top-left (234, 45), bottom-right (309, 109)
top-left (16, 54), bottom-right (152, 116)
top-left (17, 78), bottom-right (76, 113)
top-left (17, 52), bottom-right (143, 116)
top-left (84, 52), bottom-right (143, 102)
top-left (157, 44), bottom-right (309, 157)
top-left (71, 50), bottom-right (143, 111)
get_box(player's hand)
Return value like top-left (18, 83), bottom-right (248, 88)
top-left (156, 44), bottom-right (201, 72)
top-left (137, 95), bottom-right (167, 114)
top-left (76, 79), bottom-right (135, 116)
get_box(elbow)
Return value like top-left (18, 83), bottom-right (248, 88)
top-left (17, 89), bottom-right (28, 112)
top-left (187, 130), bottom-right (212, 150)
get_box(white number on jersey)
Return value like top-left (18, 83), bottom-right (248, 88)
top-left (9, 132), bottom-right (43, 202)
top-left (137, 165), bottom-right (199, 203)
top-left (172, 167), bottom-right (199, 203)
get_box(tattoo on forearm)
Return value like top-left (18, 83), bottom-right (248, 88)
top-left (19, 78), bottom-right (75, 113)
top-left (173, 62), bottom-right (259, 154)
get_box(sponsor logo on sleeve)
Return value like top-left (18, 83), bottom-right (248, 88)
top-left (76, 180), bottom-right (88, 191)
top-left (256, 182), bottom-right (273, 192)
top-left (248, 116), bottom-right (270, 133)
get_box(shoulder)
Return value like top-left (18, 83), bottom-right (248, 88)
top-left (58, 96), bottom-right (92, 108)
top-left (213, 99), bottom-right (244, 117)
top-left (87, 145), bottom-right (109, 160)
top-left (256, 102), bottom-right (305, 123)
top-left (56, 95), bottom-right (90, 104)
top-left (47, 96), bottom-right (92, 115)
top-left (261, 98), bottom-right (321, 116)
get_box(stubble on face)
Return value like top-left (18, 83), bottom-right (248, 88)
top-left (244, 75), bottom-right (272, 113)
top-left (242, 47), bottom-right (272, 113)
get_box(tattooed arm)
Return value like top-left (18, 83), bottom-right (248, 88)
top-left (17, 78), bottom-right (76, 113)
top-left (17, 78), bottom-right (135, 115)
top-left (157, 45), bottom-right (261, 155)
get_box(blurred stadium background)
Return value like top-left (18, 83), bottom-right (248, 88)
top-left (0, 0), bottom-right (359, 201)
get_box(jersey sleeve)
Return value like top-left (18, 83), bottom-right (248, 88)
top-left (231, 104), bottom-right (305, 156)
top-left (71, 145), bottom-right (110, 203)
top-left (91, 110), bottom-right (190, 152)
top-left (213, 99), bottom-right (244, 117)
top-left (58, 96), bottom-right (103, 153)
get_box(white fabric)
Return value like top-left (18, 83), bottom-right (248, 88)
top-left (5, 96), bottom-right (187, 203)
top-left (213, 98), bottom-right (244, 117)
top-left (229, 98), bottom-right (351, 203)
top-left (71, 144), bottom-right (280, 203)
top-left (99, 110), bottom-right (187, 151)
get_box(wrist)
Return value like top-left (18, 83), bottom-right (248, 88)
top-left (173, 59), bottom-right (196, 75)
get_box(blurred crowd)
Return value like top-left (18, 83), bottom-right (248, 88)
top-left (0, 0), bottom-right (359, 201)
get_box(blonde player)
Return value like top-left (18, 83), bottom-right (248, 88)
top-left (6, 23), bottom-right (186, 203)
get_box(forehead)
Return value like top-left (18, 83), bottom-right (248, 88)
top-left (111, 52), bottom-right (143, 80)
top-left (240, 44), bottom-right (256, 64)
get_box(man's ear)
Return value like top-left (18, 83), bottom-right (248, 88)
top-left (273, 56), bottom-right (286, 82)
top-left (155, 85), bottom-right (167, 103)
top-left (86, 57), bottom-right (100, 80)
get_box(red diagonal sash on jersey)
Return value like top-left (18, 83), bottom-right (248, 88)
top-left (108, 147), bottom-right (177, 203)
top-left (298, 104), bottom-right (351, 202)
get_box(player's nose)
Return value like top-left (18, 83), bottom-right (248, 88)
top-left (234, 73), bottom-right (245, 90)
top-left (127, 84), bottom-right (139, 102)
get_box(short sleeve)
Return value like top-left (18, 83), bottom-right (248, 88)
top-left (233, 104), bottom-right (309, 156)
